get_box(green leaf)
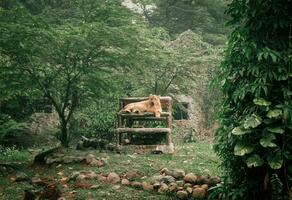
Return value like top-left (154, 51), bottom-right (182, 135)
top-left (244, 114), bottom-right (262, 129)
top-left (267, 150), bottom-right (283, 169)
top-left (246, 154), bottom-right (264, 168)
top-left (266, 109), bottom-right (282, 118)
top-left (253, 98), bottom-right (271, 106)
top-left (260, 133), bottom-right (277, 148)
top-left (234, 142), bottom-right (254, 156)
top-left (232, 127), bottom-right (250, 136)
top-left (267, 127), bottom-right (284, 134)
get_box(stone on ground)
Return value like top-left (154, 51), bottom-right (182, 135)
top-left (121, 179), bottom-right (130, 186)
top-left (107, 172), bottom-right (120, 184)
top-left (176, 190), bottom-right (188, 199)
top-left (184, 173), bottom-right (197, 184)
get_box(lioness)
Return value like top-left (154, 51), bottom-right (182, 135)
top-left (120, 94), bottom-right (162, 117)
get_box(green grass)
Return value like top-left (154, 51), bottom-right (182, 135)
top-left (0, 141), bottom-right (221, 200)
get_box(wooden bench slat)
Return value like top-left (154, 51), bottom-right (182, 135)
top-left (116, 128), bottom-right (171, 133)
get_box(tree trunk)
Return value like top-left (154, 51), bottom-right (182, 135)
top-left (59, 119), bottom-right (69, 147)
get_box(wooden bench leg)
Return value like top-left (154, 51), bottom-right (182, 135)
top-left (116, 131), bottom-right (121, 145)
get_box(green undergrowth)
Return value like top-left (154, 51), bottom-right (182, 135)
top-left (0, 141), bottom-right (221, 200)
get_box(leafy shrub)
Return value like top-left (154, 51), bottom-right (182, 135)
top-left (214, 0), bottom-right (292, 199)
top-left (0, 145), bottom-right (30, 162)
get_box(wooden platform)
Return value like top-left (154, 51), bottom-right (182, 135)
top-left (116, 128), bottom-right (171, 133)
top-left (116, 96), bottom-right (173, 153)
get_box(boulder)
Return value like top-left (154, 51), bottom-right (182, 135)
top-left (176, 180), bottom-right (185, 187)
top-left (69, 171), bottom-right (81, 181)
top-left (76, 174), bottom-right (87, 182)
top-left (121, 179), bottom-right (130, 186)
top-left (196, 175), bottom-right (208, 185)
top-left (142, 182), bottom-right (153, 191)
top-left (86, 171), bottom-right (97, 179)
top-left (168, 182), bottom-right (178, 192)
top-left (131, 181), bottom-right (143, 189)
top-left (153, 182), bottom-right (161, 190)
top-left (125, 170), bottom-right (139, 180)
top-left (63, 156), bottom-right (84, 164)
top-left (107, 173), bottom-right (120, 184)
top-left (184, 173), bottom-right (197, 184)
top-left (184, 183), bottom-right (193, 188)
top-left (192, 187), bottom-right (207, 199)
top-left (186, 187), bottom-right (193, 194)
top-left (151, 175), bottom-right (175, 184)
top-left (97, 174), bottom-right (107, 182)
top-left (208, 176), bottom-right (221, 187)
top-left (170, 169), bottom-right (185, 179)
top-left (85, 154), bottom-right (96, 164)
top-left (176, 190), bottom-right (188, 199)
top-left (158, 183), bottom-right (168, 194)
top-left (89, 159), bottom-right (104, 167)
top-left (14, 172), bottom-right (29, 182)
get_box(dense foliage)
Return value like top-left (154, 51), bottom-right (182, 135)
top-left (214, 0), bottom-right (292, 199)
top-left (137, 0), bottom-right (228, 45)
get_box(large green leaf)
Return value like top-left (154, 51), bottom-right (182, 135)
top-left (234, 142), bottom-right (254, 156)
top-left (267, 127), bottom-right (284, 134)
top-left (266, 109), bottom-right (282, 119)
top-left (246, 154), bottom-right (264, 168)
top-left (253, 98), bottom-right (271, 107)
top-left (267, 150), bottom-right (283, 169)
top-left (244, 114), bottom-right (262, 129)
top-left (260, 133), bottom-right (277, 148)
top-left (232, 127), bottom-right (250, 136)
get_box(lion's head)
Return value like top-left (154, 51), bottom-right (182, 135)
top-left (149, 94), bottom-right (161, 107)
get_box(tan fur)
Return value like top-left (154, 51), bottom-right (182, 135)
top-left (120, 94), bottom-right (162, 117)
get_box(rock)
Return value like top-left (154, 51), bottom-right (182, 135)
top-left (160, 167), bottom-right (169, 175)
top-left (150, 175), bottom-right (163, 184)
top-left (142, 182), bottom-right (153, 191)
top-left (14, 172), bottom-right (29, 182)
top-left (85, 154), bottom-right (96, 164)
top-left (86, 171), bottom-right (97, 179)
top-left (184, 173), bottom-right (197, 184)
top-left (151, 175), bottom-right (175, 184)
top-left (176, 190), bottom-right (188, 199)
top-left (184, 183), bottom-right (193, 188)
top-left (208, 176), bottom-right (221, 187)
top-left (131, 181), bottom-right (143, 189)
top-left (31, 177), bottom-right (42, 185)
top-left (70, 171), bottom-right (81, 180)
top-left (113, 185), bottom-right (121, 190)
top-left (158, 183), bottom-right (168, 194)
top-left (162, 176), bottom-right (176, 184)
top-left (168, 182), bottom-right (178, 192)
top-left (97, 174), bottom-right (107, 182)
top-left (153, 182), bottom-right (161, 190)
top-left (196, 175), bottom-right (208, 185)
top-left (107, 173), bottom-right (120, 184)
top-left (125, 170), bottom-right (139, 180)
top-left (186, 187), bottom-right (192, 194)
top-left (170, 169), bottom-right (185, 179)
top-left (177, 186), bottom-right (184, 190)
top-left (176, 180), bottom-right (185, 187)
top-left (63, 156), bottom-right (84, 164)
top-left (121, 179), bottom-right (130, 186)
top-left (192, 187), bottom-right (207, 199)
top-left (201, 184), bottom-right (209, 190)
top-left (76, 174), bottom-right (87, 182)
top-left (90, 185), bottom-right (100, 189)
top-left (45, 157), bottom-right (61, 165)
top-left (89, 159), bottom-right (104, 167)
